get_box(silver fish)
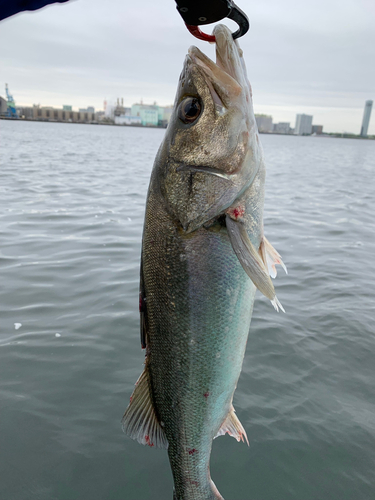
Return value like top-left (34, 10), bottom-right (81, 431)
top-left (123, 24), bottom-right (286, 500)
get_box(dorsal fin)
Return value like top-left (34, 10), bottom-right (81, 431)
top-left (122, 367), bottom-right (168, 449)
top-left (215, 405), bottom-right (249, 445)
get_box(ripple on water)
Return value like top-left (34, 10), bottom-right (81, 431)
top-left (1, 122), bottom-right (375, 500)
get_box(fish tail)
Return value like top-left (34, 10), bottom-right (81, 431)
top-left (169, 437), bottom-right (226, 499)
top-left (172, 479), bottom-right (224, 499)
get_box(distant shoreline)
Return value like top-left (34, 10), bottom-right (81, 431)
top-left (0, 116), bottom-right (166, 130)
top-left (1, 116), bottom-right (373, 140)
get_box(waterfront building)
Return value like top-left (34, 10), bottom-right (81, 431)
top-left (131, 103), bottom-right (159, 126)
top-left (294, 114), bottom-right (313, 135)
top-left (113, 98), bottom-right (130, 118)
top-left (79, 106), bottom-right (95, 113)
top-left (273, 122), bottom-right (290, 134)
top-left (17, 106), bottom-right (34, 119)
top-left (158, 106), bottom-right (173, 127)
top-left (114, 106), bottom-right (130, 117)
top-left (255, 114), bottom-right (273, 133)
top-left (62, 105), bottom-right (72, 111)
top-left (312, 125), bottom-right (323, 135)
top-left (114, 114), bottom-right (142, 126)
top-left (104, 100), bottom-right (114, 118)
top-left (31, 105), bottom-right (96, 122)
top-left (0, 96), bottom-right (7, 115)
top-left (360, 100), bottom-right (373, 137)
top-left (131, 102), bottom-right (173, 127)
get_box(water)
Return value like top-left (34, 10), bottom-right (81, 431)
top-left (0, 120), bottom-right (374, 500)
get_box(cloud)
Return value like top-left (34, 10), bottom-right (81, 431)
top-left (0, 0), bottom-right (374, 133)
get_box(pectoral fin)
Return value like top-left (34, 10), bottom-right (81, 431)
top-left (226, 215), bottom-right (284, 312)
top-left (259, 236), bottom-right (287, 278)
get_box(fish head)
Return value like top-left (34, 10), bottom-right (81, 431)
top-left (158, 24), bottom-right (264, 233)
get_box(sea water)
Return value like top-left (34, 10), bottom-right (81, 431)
top-left (0, 120), bottom-right (374, 500)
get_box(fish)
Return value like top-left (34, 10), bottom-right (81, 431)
top-left (122, 24), bottom-right (286, 500)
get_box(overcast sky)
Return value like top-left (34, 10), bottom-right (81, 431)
top-left (0, 0), bottom-right (374, 133)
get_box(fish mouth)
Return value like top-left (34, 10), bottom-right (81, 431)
top-left (176, 164), bottom-right (232, 181)
top-left (187, 24), bottom-right (251, 112)
top-left (188, 25), bottom-right (243, 80)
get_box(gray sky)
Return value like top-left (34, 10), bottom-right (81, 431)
top-left (0, 0), bottom-right (374, 133)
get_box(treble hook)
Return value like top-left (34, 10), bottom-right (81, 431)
top-left (175, 0), bottom-right (249, 42)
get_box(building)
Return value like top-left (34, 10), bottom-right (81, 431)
top-left (312, 125), bottom-right (323, 135)
top-left (131, 103), bottom-right (159, 126)
top-left (114, 114), bottom-right (142, 126)
top-left (62, 105), bottom-right (72, 111)
top-left (159, 106), bottom-right (173, 127)
top-left (130, 102), bottom-right (173, 127)
top-left (16, 105), bottom-right (34, 119)
top-left (96, 111), bottom-right (105, 121)
top-left (0, 96), bottom-right (7, 115)
top-left (30, 105), bottom-right (96, 122)
top-left (273, 122), bottom-right (290, 134)
top-left (360, 100), bottom-right (373, 137)
top-left (255, 114), bottom-right (273, 133)
top-left (79, 106), bottom-right (95, 113)
top-left (113, 98), bottom-right (130, 117)
top-left (294, 114), bottom-right (313, 135)
top-left (3, 100), bottom-right (101, 123)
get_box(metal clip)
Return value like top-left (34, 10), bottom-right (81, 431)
top-left (175, 0), bottom-right (249, 41)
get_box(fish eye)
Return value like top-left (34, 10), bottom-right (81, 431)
top-left (178, 97), bottom-right (202, 124)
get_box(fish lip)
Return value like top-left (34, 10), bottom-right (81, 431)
top-left (176, 164), bottom-right (233, 181)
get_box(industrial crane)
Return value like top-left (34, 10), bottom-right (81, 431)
top-left (5, 84), bottom-right (19, 118)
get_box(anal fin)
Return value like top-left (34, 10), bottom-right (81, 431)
top-left (122, 367), bottom-right (168, 449)
top-left (215, 405), bottom-right (249, 446)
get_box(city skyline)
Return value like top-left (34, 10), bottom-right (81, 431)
top-left (4, 92), bottom-right (373, 136)
top-left (0, 0), bottom-right (374, 135)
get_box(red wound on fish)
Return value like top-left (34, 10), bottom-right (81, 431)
top-left (227, 204), bottom-right (245, 221)
top-left (145, 435), bottom-right (154, 447)
top-left (203, 392), bottom-right (209, 399)
top-left (188, 448), bottom-right (198, 455)
top-left (189, 480), bottom-right (199, 487)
